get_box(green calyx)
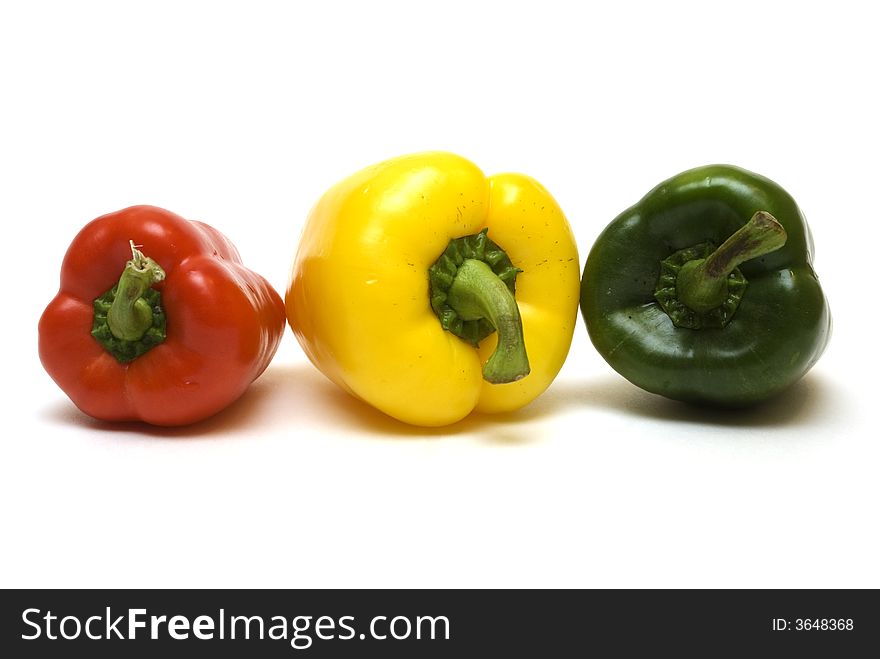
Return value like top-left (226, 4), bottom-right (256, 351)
top-left (655, 243), bottom-right (748, 329)
top-left (428, 229), bottom-right (530, 384)
top-left (655, 211), bottom-right (787, 329)
top-left (92, 241), bottom-right (167, 363)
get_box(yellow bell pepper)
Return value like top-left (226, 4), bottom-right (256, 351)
top-left (286, 152), bottom-right (580, 426)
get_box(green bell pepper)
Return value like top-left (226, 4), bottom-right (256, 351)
top-left (580, 165), bottom-right (831, 406)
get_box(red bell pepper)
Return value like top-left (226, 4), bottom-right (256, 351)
top-left (39, 205), bottom-right (286, 426)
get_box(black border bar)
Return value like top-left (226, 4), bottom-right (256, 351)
top-left (2, 589), bottom-right (876, 656)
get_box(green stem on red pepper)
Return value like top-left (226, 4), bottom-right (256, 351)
top-left (92, 241), bottom-right (167, 363)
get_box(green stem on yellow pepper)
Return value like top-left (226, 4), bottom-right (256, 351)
top-left (446, 258), bottom-right (530, 384)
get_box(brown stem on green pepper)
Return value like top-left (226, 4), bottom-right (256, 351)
top-left (676, 211), bottom-right (787, 313)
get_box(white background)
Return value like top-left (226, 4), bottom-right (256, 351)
top-left (2, 0), bottom-right (877, 588)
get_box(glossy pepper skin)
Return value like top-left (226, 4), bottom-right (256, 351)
top-left (580, 165), bottom-right (831, 406)
top-left (287, 152), bottom-right (580, 426)
top-left (39, 205), bottom-right (286, 426)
